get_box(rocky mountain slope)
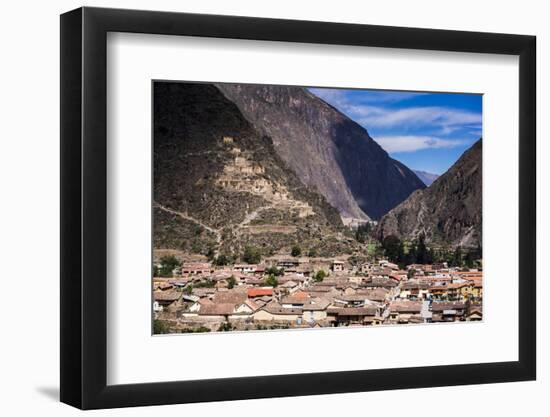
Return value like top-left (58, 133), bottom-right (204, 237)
top-left (377, 140), bottom-right (482, 248)
top-left (413, 170), bottom-right (440, 186)
top-left (153, 82), bottom-right (360, 258)
top-left (217, 84), bottom-right (425, 221)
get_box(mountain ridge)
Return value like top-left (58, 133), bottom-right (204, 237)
top-left (377, 139), bottom-right (482, 248)
top-left (216, 83), bottom-right (426, 220)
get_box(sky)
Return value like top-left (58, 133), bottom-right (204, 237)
top-left (308, 87), bottom-right (482, 175)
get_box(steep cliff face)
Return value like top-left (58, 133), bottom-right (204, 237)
top-left (377, 140), bottom-right (482, 248)
top-left (216, 84), bottom-right (425, 221)
top-left (153, 82), bottom-right (359, 257)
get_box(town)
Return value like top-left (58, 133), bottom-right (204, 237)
top-left (153, 253), bottom-right (483, 334)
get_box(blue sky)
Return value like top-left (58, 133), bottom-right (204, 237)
top-left (308, 87), bottom-right (482, 175)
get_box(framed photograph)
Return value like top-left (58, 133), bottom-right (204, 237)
top-left (60, 6), bottom-right (536, 410)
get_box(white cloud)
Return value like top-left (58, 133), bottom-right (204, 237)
top-left (309, 88), bottom-right (426, 106)
top-left (353, 106), bottom-right (481, 130)
top-left (373, 135), bottom-right (471, 153)
top-left (308, 89), bottom-right (481, 136)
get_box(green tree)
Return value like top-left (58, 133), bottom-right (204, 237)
top-left (183, 285), bottom-right (193, 295)
top-left (213, 253), bottom-right (230, 266)
top-left (265, 275), bottom-right (279, 287)
top-left (291, 245), bottom-right (302, 257)
top-left (307, 248), bottom-right (317, 257)
top-left (205, 246), bottom-right (216, 261)
top-left (242, 245), bottom-right (261, 264)
top-left (266, 266), bottom-right (284, 276)
top-left (227, 275), bottom-right (237, 289)
top-left (218, 322), bottom-right (233, 332)
top-left (194, 279), bottom-right (215, 288)
top-left (451, 246), bottom-right (463, 267)
top-left (314, 269), bottom-right (327, 282)
top-left (415, 233), bottom-right (429, 264)
top-left (158, 255), bottom-right (181, 277)
top-left (355, 223), bottom-right (372, 243)
top-left (407, 241), bottom-right (418, 265)
top-left (153, 320), bottom-right (170, 334)
top-left (464, 250), bottom-right (476, 268)
top-left (382, 235), bottom-right (402, 263)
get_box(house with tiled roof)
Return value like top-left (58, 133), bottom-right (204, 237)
top-left (399, 280), bottom-right (432, 300)
top-left (301, 298), bottom-right (331, 323)
top-left (356, 287), bottom-right (390, 302)
top-left (181, 262), bottom-right (215, 276)
top-left (431, 301), bottom-right (466, 322)
top-left (253, 302), bottom-right (302, 322)
top-left (153, 290), bottom-right (181, 312)
top-left (247, 287), bottom-right (274, 298)
top-left (388, 301), bottom-right (423, 324)
top-left (326, 306), bottom-right (379, 326)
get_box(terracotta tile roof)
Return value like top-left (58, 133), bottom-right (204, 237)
top-left (181, 262), bottom-right (213, 269)
top-left (247, 288), bottom-right (273, 297)
top-left (262, 302), bottom-right (302, 315)
top-left (401, 281), bottom-right (432, 290)
top-left (212, 289), bottom-right (248, 304)
top-left (198, 303), bottom-right (235, 316)
top-left (431, 301), bottom-right (466, 312)
top-left (335, 294), bottom-right (368, 302)
top-left (356, 288), bottom-right (389, 301)
top-left (302, 298), bottom-right (331, 311)
top-left (153, 291), bottom-right (181, 302)
top-left (364, 278), bottom-right (399, 288)
top-left (242, 299), bottom-right (261, 311)
top-left (281, 291), bottom-right (310, 304)
top-left (389, 301), bottom-right (423, 313)
top-left (327, 306), bottom-right (377, 316)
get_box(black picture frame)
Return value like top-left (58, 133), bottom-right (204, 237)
top-left (60, 6), bottom-right (536, 410)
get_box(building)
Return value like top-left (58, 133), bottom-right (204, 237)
top-left (399, 281), bottom-right (432, 300)
top-left (466, 304), bottom-right (483, 321)
top-left (333, 294), bottom-right (367, 307)
top-left (233, 264), bottom-right (258, 274)
top-left (301, 298), bottom-right (331, 323)
top-left (277, 258), bottom-right (300, 269)
top-left (247, 288), bottom-right (274, 299)
top-left (281, 291), bottom-right (310, 309)
top-left (431, 301), bottom-right (467, 322)
top-left (181, 262), bottom-right (215, 276)
top-left (253, 302), bottom-right (302, 322)
top-left (332, 260), bottom-right (345, 272)
top-left (197, 303), bottom-right (236, 321)
top-left (327, 306), bottom-right (379, 326)
top-left (153, 291), bottom-right (181, 312)
top-left (389, 301), bottom-right (423, 323)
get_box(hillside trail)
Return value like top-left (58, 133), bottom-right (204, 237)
top-left (154, 202), bottom-right (222, 246)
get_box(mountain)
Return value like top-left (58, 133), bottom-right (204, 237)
top-left (153, 82), bottom-right (362, 258)
top-left (413, 170), bottom-right (440, 186)
top-left (216, 84), bottom-right (425, 221)
top-left (377, 140), bottom-right (482, 248)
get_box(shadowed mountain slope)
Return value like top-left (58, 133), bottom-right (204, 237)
top-left (377, 139), bottom-right (482, 248)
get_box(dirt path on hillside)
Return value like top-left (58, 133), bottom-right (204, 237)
top-left (154, 202), bottom-right (222, 246)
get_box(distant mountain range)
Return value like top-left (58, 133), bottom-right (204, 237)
top-left (377, 140), bottom-right (482, 248)
top-left (413, 170), bottom-right (440, 186)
